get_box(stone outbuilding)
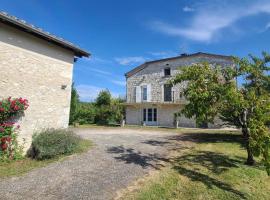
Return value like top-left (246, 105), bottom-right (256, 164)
top-left (0, 12), bottom-right (90, 150)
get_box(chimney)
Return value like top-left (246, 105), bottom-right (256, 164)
top-left (180, 53), bottom-right (188, 57)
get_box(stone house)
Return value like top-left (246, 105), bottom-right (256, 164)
top-left (0, 12), bottom-right (90, 150)
top-left (125, 52), bottom-right (233, 128)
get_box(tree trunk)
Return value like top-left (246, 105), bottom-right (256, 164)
top-left (242, 127), bottom-right (255, 165)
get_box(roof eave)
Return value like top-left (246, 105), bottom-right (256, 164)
top-left (0, 12), bottom-right (90, 58)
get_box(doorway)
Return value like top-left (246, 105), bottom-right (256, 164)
top-left (143, 108), bottom-right (157, 126)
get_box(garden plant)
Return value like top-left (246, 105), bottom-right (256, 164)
top-left (0, 97), bottom-right (29, 161)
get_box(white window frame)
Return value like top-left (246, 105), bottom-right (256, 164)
top-left (142, 85), bottom-right (147, 101)
top-left (143, 108), bottom-right (157, 125)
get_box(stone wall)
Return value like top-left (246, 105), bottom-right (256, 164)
top-left (0, 22), bottom-right (74, 151)
top-left (125, 54), bottom-right (234, 127)
top-left (127, 55), bottom-right (233, 103)
top-left (125, 104), bottom-right (196, 127)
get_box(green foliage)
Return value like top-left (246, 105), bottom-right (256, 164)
top-left (0, 97), bottom-right (28, 161)
top-left (94, 91), bottom-right (125, 125)
top-left (171, 52), bottom-right (270, 174)
top-left (95, 89), bottom-right (111, 107)
top-left (69, 83), bottom-right (80, 124)
top-left (75, 102), bottom-right (95, 124)
top-left (171, 62), bottom-right (224, 126)
top-left (28, 129), bottom-right (81, 160)
top-left (69, 85), bottom-right (125, 126)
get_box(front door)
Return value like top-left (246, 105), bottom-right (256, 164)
top-left (143, 108), bottom-right (157, 126)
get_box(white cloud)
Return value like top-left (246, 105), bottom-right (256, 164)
top-left (115, 56), bottom-right (146, 65)
top-left (183, 6), bottom-right (195, 12)
top-left (88, 68), bottom-right (112, 75)
top-left (111, 80), bottom-right (126, 86)
top-left (265, 22), bottom-right (270, 30)
top-left (83, 56), bottom-right (112, 64)
top-left (151, 1), bottom-right (270, 42)
top-left (76, 84), bottom-right (120, 102)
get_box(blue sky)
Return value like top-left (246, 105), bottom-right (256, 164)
top-left (1, 0), bottom-right (270, 101)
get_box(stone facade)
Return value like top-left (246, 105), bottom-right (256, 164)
top-left (0, 22), bottom-right (75, 150)
top-left (125, 53), bottom-right (234, 127)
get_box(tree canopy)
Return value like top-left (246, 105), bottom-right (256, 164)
top-left (171, 52), bottom-right (270, 174)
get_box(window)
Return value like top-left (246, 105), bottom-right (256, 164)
top-left (164, 68), bottom-right (171, 76)
top-left (143, 108), bottom-right (157, 122)
top-left (142, 86), bottom-right (147, 101)
top-left (143, 109), bottom-right (146, 121)
top-left (148, 108), bottom-right (152, 121)
top-left (164, 84), bottom-right (172, 102)
top-left (153, 108), bottom-right (157, 121)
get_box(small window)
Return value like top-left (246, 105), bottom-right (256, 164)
top-left (142, 86), bottom-right (147, 101)
top-left (164, 68), bottom-right (171, 76)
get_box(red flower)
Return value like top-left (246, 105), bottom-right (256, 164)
top-left (1, 143), bottom-right (8, 151)
top-left (1, 137), bottom-right (6, 143)
top-left (6, 136), bottom-right (12, 143)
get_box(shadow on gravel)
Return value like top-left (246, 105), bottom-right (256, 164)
top-left (107, 146), bottom-right (169, 169)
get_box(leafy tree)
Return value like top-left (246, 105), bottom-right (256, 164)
top-left (95, 90), bottom-right (111, 107)
top-left (75, 102), bottom-right (95, 124)
top-left (171, 53), bottom-right (270, 174)
top-left (69, 83), bottom-right (79, 124)
top-left (111, 97), bottom-right (125, 123)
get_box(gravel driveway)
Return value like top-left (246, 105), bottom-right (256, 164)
top-left (0, 128), bottom-right (182, 200)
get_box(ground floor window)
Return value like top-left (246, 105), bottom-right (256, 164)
top-left (143, 108), bottom-right (157, 122)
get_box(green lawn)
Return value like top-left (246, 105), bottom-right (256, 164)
top-left (120, 131), bottom-right (270, 200)
top-left (0, 139), bottom-right (92, 178)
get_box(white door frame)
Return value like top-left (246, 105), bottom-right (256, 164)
top-left (142, 107), bottom-right (157, 126)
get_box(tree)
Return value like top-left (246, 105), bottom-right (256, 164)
top-left (171, 52), bottom-right (270, 174)
top-left (69, 83), bottom-right (79, 124)
top-left (95, 90), bottom-right (111, 107)
top-left (111, 97), bottom-right (125, 123)
top-left (94, 90), bottom-right (112, 125)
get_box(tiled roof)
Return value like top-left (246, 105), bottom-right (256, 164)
top-left (0, 11), bottom-right (90, 58)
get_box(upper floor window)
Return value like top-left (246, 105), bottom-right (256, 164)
top-left (164, 84), bottom-right (172, 102)
top-left (142, 86), bottom-right (147, 101)
top-left (164, 68), bottom-right (171, 76)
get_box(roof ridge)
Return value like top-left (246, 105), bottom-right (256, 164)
top-left (125, 52), bottom-right (233, 77)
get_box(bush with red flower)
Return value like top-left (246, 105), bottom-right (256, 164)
top-left (0, 97), bottom-right (28, 161)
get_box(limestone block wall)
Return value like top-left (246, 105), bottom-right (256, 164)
top-left (126, 105), bottom-right (196, 127)
top-left (0, 22), bottom-right (74, 151)
top-left (126, 55), bottom-right (233, 103)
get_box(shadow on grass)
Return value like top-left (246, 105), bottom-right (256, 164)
top-left (173, 166), bottom-right (247, 199)
top-left (143, 132), bottom-right (247, 198)
top-left (107, 146), bottom-right (169, 169)
top-left (167, 132), bottom-right (245, 148)
top-left (174, 150), bottom-right (244, 174)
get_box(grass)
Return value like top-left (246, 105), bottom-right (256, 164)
top-left (120, 131), bottom-right (270, 200)
top-left (0, 139), bottom-right (92, 178)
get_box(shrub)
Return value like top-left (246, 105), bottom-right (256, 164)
top-left (0, 97), bottom-right (28, 161)
top-left (28, 129), bottom-right (81, 160)
top-left (75, 103), bottom-right (95, 125)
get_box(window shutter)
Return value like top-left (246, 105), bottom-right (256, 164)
top-left (135, 86), bottom-right (141, 102)
top-left (147, 84), bottom-right (152, 102)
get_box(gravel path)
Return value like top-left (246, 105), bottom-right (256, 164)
top-left (0, 128), bottom-right (182, 200)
